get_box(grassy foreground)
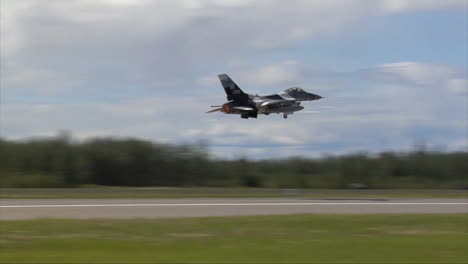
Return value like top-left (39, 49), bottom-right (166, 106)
top-left (1, 187), bottom-right (466, 199)
top-left (1, 214), bottom-right (467, 263)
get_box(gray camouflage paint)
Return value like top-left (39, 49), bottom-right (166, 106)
top-left (209, 74), bottom-right (322, 119)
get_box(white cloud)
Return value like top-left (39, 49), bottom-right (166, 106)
top-left (2, 0), bottom-right (464, 96)
top-left (371, 62), bottom-right (460, 85)
top-left (447, 78), bottom-right (468, 95)
top-left (2, 63), bottom-right (82, 95)
top-left (246, 61), bottom-right (302, 87)
top-left (379, 0), bottom-right (466, 13)
top-left (188, 0), bottom-right (254, 8)
top-left (199, 61), bottom-right (304, 90)
top-left (197, 75), bottom-right (219, 87)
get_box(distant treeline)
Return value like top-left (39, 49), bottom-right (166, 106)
top-left (1, 136), bottom-right (467, 189)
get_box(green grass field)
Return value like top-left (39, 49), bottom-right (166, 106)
top-left (1, 214), bottom-right (467, 263)
top-left (1, 187), bottom-right (466, 199)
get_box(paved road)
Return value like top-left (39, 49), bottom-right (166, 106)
top-left (1, 198), bottom-right (466, 219)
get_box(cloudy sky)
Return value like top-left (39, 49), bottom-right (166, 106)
top-left (1, 0), bottom-right (467, 158)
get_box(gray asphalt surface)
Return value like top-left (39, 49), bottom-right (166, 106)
top-left (1, 198), bottom-right (467, 219)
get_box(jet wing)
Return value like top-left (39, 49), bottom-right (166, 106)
top-left (260, 99), bottom-right (295, 107)
top-left (206, 105), bottom-right (255, 113)
top-left (232, 106), bottom-right (256, 111)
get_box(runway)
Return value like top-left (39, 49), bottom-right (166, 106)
top-left (1, 198), bottom-right (466, 219)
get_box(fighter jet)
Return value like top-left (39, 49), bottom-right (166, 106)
top-left (207, 74), bottom-right (322, 119)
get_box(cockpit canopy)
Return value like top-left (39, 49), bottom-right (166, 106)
top-left (285, 87), bottom-right (305, 93)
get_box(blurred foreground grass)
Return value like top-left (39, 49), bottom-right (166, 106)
top-left (1, 187), bottom-right (467, 199)
top-left (1, 214), bottom-right (467, 263)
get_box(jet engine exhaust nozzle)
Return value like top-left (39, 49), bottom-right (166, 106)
top-left (221, 104), bottom-right (231, 113)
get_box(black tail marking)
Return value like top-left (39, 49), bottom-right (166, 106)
top-left (218, 74), bottom-right (249, 103)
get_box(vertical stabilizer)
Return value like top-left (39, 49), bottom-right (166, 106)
top-left (218, 74), bottom-right (249, 103)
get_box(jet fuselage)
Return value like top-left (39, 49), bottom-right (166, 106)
top-left (207, 74), bottom-right (322, 119)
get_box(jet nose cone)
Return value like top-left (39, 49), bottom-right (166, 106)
top-left (309, 93), bottom-right (322, 100)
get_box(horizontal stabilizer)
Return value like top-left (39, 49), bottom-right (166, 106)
top-left (206, 108), bottom-right (222, 113)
